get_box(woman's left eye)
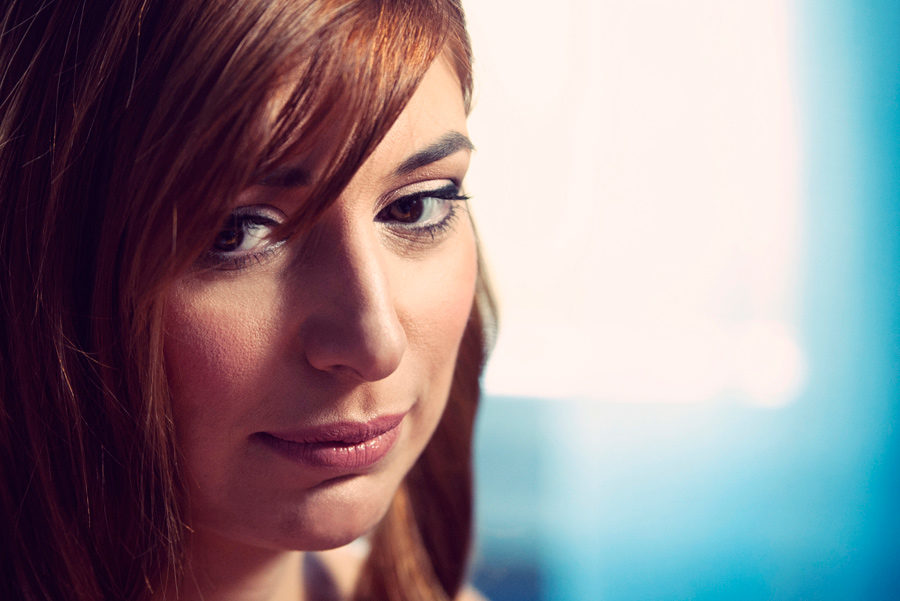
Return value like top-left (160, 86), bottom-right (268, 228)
top-left (202, 207), bottom-right (284, 270)
top-left (375, 183), bottom-right (469, 239)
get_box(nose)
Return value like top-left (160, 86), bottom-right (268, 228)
top-left (297, 216), bottom-right (407, 382)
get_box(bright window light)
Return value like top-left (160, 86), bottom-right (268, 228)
top-left (465, 0), bottom-right (806, 406)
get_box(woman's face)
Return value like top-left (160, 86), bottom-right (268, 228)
top-left (164, 58), bottom-right (476, 552)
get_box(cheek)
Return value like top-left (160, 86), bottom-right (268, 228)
top-left (400, 222), bottom-right (479, 391)
top-left (163, 280), bottom-right (280, 456)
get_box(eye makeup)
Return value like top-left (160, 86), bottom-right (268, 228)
top-left (198, 205), bottom-right (287, 271)
top-left (375, 182), bottom-right (470, 244)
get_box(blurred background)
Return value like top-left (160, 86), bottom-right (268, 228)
top-left (462, 1), bottom-right (900, 599)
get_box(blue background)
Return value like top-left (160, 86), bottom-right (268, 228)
top-left (470, 2), bottom-right (900, 599)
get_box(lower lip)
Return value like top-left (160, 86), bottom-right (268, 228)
top-left (257, 417), bottom-right (404, 470)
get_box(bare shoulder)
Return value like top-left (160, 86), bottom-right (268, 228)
top-left (309, 541), bottom-right (488, 601)
top-left (456, 586), bottom-right (489, 601)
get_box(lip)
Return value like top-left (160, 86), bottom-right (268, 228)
top-left (256, 413), bottom-right (405, 470)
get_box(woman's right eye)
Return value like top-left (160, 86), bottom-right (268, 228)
top-left (203, 207), bottom-right (285, 270)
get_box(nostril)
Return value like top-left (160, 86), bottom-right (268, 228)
top-left (301, 309), bottom-right (407, 382)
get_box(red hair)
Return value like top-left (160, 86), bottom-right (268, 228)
top-left (0, 1), bottom-right (493, 599)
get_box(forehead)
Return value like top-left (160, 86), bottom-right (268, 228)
top-left (353, 57), bottom-right (469, 183)
top-left (253, 57), bottom-right (468, 204)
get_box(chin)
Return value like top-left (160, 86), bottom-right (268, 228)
top-left (212, 470), bottom-right (404, 553)
top-left (284, 495), bottom-right (393, 552)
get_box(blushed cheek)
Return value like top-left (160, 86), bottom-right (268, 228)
top-left (444, 231), bottom-right (479, 347)
top-left (162, 281), bottom-right (280, 463)
top-left (416, 222), bottom-right (479, 386)
top-left (167, 310), bottom-right (249, 405)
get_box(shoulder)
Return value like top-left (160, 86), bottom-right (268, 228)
top-left (308, 540), bottom-right (488, 601)
top-left (456, 586), bottom-right (489, 601)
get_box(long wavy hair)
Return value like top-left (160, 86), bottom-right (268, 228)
top-left (0, 1), bottom-right (494, 600)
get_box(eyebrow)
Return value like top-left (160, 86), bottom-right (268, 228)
top-left (257, 131), bottom-right (474, 188)
top-left (258, 165), bottom-right (312, 188)
top-left (394, 131), bottom-right (474, 177)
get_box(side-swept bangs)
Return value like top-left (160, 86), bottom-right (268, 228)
top-left (114, 0), bottom-right (462, 304)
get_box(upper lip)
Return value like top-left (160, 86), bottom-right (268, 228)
top-left (263, 412), bottom-right (406, 445)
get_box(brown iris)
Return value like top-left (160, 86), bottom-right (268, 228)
top-left (213, 216), bottom-right (243, 251)
top-left (381, 197), bottom-right (423, 223)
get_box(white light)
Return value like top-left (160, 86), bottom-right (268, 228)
top-left (732, 320), bottom-right (808, 408)
top-left (466, 0), bottom-right (806, 406)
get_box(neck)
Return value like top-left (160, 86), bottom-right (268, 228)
top-left (156, 529), bottom-right (305, 601)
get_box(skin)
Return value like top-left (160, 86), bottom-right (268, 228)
top-left (161, 58), bottom-right (476, 601)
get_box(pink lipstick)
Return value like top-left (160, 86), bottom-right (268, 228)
top-left (257, 413), bottom-right (405, 470)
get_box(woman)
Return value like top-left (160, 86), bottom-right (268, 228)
top-left (0, 1), bottom-right (494, 600)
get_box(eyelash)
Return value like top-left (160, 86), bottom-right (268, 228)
top-left (375, 183), bottom-right (470, 242)
top-left (201, 183), bottom-right (469, 271)
top-left (200, 208), bottom-right (285, 271)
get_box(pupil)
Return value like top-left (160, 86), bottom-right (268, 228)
top-left (392, 198), bottom-right (422, 222)
top-left (214, 219), bottom-right (243, 251)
